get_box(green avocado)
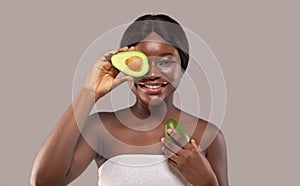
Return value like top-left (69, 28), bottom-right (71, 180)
top-left (111, 50), bottom-right (149, 77)
top-left (164, 119), bottom-right (190, 142)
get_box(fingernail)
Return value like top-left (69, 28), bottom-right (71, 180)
top-left (161, 137), bottom-right (165, 142)
top-left (167, 129), bottom-right (173, 134)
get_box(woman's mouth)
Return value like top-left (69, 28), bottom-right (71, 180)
top-left (137, 81), bottom-right (168, 94)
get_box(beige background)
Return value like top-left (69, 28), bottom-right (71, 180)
top-left (1, 1), bottom-right (299, 186)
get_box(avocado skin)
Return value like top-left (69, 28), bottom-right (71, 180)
top-left (164, 119), bottom-right (190, 142)
top-left (111, 50), bottom-right (149, 77)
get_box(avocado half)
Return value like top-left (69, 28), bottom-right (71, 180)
top-left (111, 50), bottom-right (149, 77)
top-left (164, 119), bottom-right (190, 142)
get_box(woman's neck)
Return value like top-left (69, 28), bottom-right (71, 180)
top-left (130, 98), bottom-right (179, 121)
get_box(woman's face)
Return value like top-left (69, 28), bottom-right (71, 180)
top-left (131, 32), bottom-right (182, 107)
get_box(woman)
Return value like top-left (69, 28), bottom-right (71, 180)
top-left (30, 14), bottom-right (228, 186)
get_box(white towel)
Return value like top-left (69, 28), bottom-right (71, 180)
top-left (98, 154), bottom-right (192, 186)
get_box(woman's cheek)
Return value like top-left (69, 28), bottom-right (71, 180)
top-left (163, 68), bottom-right (182, 88)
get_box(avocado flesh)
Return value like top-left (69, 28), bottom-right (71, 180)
top-left (111, 50), bottom-right (149, 77)
top-left (164, 119), bottom-right (190, 142)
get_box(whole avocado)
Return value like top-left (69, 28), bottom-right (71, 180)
top-left (164, 119), bottom-right (190, 142)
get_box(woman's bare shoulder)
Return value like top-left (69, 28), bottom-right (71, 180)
top-left (92, 107), bottom-right (130, 120)
top-left (179, 111), bottom-right (224, 151)
top-left (87, 108), bottom-right (130, 132)
top-left (82, 112), bottom-right (117, 140)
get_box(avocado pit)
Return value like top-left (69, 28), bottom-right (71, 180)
top-left (125, 56), bottom-right (143, 71)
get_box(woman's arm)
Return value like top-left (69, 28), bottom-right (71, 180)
top-left (30, 46), bottom-right (134, 186)
top-left (206, 129), bottom-right (229, 186)
top-left (30, 89), bottom-right (97, 186)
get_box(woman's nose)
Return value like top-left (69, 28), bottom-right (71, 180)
top-left (146, 59), bottom-right (161, 79)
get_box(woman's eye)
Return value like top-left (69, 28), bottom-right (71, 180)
top-left (158, 60), bottom-right (174, 67)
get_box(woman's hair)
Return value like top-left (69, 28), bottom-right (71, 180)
top-left (120, 14), bottom-right (190, 72)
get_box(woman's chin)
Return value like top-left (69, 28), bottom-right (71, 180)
top-left (140, 96), bottom-right (166, 108)
top-left (149, 98), bottom-right (166, 107)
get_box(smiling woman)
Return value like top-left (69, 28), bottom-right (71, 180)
top-left (30, 14), bottom-right (229, 186)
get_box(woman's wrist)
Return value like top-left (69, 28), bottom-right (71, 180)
top-left (79, 87), bottom-right (97, 101)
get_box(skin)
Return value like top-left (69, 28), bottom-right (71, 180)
top-left (30, 32), bottom-right (228, 186)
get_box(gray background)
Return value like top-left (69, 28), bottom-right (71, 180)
top-left (0, 1), bottom-right (299, 186)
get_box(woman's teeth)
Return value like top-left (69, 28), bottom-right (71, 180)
top-left (144, 84), bottom-right (162, 89)
top-left (137, 82), bottom-right (168, 89)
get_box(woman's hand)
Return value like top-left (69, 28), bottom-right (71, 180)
top-left (83, 46), bottom-right (134, 100)
top-left (161, 129), bottom-right (219, 186)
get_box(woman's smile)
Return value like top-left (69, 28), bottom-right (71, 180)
top-left (137, 79), bottom-right (169, 95)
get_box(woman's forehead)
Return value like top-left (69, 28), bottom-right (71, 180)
top-left (135, 32), bottom-right (178, 57)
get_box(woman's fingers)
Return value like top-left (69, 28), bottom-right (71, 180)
top-left (118, 46), bottom-right (129, 52)
top-left (100, 46), bottom-right (134, 64)
top-left (190, 139), bottom-right (206, 157)
top-left (102, 46), bottom-right (129, 62)
top-left (161, 146), bottom-right (181, 164)
top-left (162, 130), bottom-right (206, 159)
top-left (98, 55), bottom-right (107, 62)
top-left (161, 137), bottom-right (182, 154)
top-left (167, 129), bottom-right (194, 150)
top-left (191, 139), bottom-right (199, 150)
